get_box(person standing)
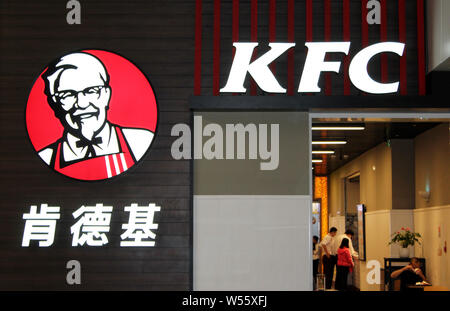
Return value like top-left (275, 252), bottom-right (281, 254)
top-left (336, 229), bottom-right (359, 259)
top-left (336, 238), bottom-right (354, 291)
top-left (319, 227), bottom-right (338, 289)
top-left (313, 235), bottom-right (320, 286)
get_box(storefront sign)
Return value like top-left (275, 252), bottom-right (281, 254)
top-left (221, 42), bottom-right (405, 94)
top-left (21, 203), bottom-right (160, 247)
top-left (25, 50), bottom-right (158, 181)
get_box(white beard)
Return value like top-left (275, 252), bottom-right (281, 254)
top-left (79, 117), bottom-right (99, 140)
top-left (66, 114), bottom-right (101, 141)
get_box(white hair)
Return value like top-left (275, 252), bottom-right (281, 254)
top-left (44, 52), bottom-right (109, 95)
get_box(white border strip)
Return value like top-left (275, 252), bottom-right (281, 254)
top-left (193, 195), bottom-right (311, 200)
top-left (120, 153), bottom-right (128, 171)
top-left (414, 204), bottom-right (450, 213)
top-left (105, 156), bottom-right (112, 178)
top-left (310, 112), bottom-right (450, 119)
top-left (112, 154), bottom-right (121, 175)
top-left (365, 209), bottom-right (391, 216)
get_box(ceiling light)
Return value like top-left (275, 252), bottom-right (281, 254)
top-left (312, 141), bottom-right (347, 145)
top-left (312, 159), bottom-right (323, 163)
top-left (312, 126), bottom-right (365, 131)
top-left (312, 150), bottom-right (335, 154)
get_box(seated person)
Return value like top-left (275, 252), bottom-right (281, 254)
top-left (390, 257), bottom-right (428, 291)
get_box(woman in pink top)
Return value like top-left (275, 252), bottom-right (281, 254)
top-left (336, 238), bottom-right (354, 290)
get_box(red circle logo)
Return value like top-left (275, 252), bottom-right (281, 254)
top-left (26, 50), bottom-right (158, 181)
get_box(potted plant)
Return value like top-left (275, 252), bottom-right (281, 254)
top-left (388, 227), bottom-right (422, 258)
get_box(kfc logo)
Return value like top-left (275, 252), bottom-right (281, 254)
top-left (26, 50), bottom-right (158, 181)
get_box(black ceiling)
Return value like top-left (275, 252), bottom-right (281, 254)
top-left (312, 122), bottom-right (442, 176)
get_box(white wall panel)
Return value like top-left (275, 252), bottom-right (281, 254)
top-left (414, 205), bottom-right (450, 289)
top-left (329, 215), bottom-right (346, 234)
top-left (193, 195), bottom-right (312, 291)
top-left (365, 210), bottom-right (391, 264)
top-left (360, 210), bottom-right (391, 291)
top-left (390, 210), bottom-right (415, 258)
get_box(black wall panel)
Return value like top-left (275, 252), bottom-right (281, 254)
top-left (0, 0), bottom-right (194, 290)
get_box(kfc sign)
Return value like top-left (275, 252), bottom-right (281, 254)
top-left (26, 50), bottom-right (158, 181)
top-left (220, 42), bottom-right (405, 94)
top-left (21, 203), bottom-right (161, 248)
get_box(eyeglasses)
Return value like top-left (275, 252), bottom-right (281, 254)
top-left (52, 85), bottom-right (107, 107)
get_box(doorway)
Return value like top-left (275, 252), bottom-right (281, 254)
top-left (310, 112), bottom-right (450, 291)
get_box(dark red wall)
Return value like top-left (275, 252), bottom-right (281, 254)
top-left (194, 0), bottom-right (426, 96)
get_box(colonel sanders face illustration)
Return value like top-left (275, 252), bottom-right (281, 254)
top-left (43, 53), bottom-right (111, 142)
top-left (26, 50), bottom-right (158, 181)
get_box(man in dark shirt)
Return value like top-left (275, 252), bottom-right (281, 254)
top-left (390, 257), bottom-right (427, 291)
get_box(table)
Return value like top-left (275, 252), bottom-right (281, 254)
top-left (407, 285), bottom-right (430, 291)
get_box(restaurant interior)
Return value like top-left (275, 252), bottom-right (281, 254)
top-left (311, 117), bottom-right (449, 291)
